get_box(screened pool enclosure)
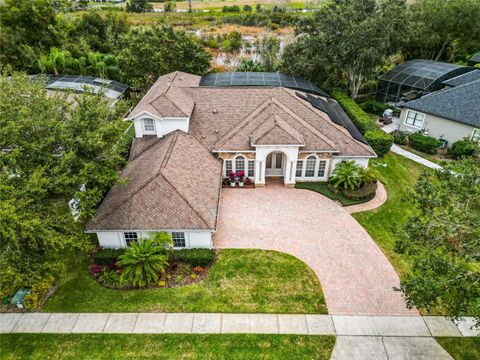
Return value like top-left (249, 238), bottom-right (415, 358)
top-left (376, 59), bottom-right (474, 103)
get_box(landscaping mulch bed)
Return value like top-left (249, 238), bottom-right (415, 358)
top-left (90, 261), bottom-right (211, 291)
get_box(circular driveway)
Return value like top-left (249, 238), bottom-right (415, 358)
top-left (213, 182), bottom-right (418, 316)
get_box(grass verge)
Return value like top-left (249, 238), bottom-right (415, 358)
top-left (0, 334), bottom-right (336, 360)
top-left (352, 153), bottom-right (425, 279)
top-left (295, 182), bottom-right (374, 206)
top-left (436, 337), bottom-right (480, 360)
top-left (44, 249), bottom-right (326, 314)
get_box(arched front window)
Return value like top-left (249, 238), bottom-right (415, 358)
top-left (235, 155), bottom-right (245, 174)
top-left (305, 155), bottom-right (317, 177)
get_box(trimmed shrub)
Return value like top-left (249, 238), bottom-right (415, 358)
top-left (359, 98), bottom-right (400, 116)
top-left (332, 90), bottom-right (376, 134)
top-left (93, 248), bottom-right (126, 265)
top-left (365, 130), bottom-right (393, 157)
top-left (393, 130), bottom-right (409, 145)
top-left (170, 249), bottom-right (216, 267)
top-left (409, 133), bottom-right (442, 154)
top-left (344, 182), bottom-right (377, 200)
top-left (447, 138), bottom-right (478, 158)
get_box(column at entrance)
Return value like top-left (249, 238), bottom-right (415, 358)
top-left (254, 146), bottom-right (299, 187)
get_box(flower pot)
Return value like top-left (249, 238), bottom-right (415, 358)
top-left (238, 182), bottom-right (244, 187)
top-left (230, 182), bottom-right (236, 187)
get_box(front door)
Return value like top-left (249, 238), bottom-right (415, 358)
top-left (265, 152), bottom-right (284, 177)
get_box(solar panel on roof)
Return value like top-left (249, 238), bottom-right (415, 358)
top-left (200, 72), bottom-right (330, 97)
top-left (295, 92), bottom-right (369, 145)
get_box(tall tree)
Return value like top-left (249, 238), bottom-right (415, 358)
top-left (257, 36), bottom-right (281, 72)
top-left (0, 72), bottom-right (128, 296)
top-left (404, 0), bottom-right (480, 62)
top-left (396, 160), bottom-right (480, 323)
top-left (0, 0), bottom-right (66, 72)
top-left (117, 26), bottom-right (211, 90)
top-left (282, 0), bottom-right (409, 98)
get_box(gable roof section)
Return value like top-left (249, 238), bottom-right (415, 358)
top-left (404, 79), bottom-right (480, 127)
top-left (212, 96), bottom-right (338, 152)
top-left (87, 131), bottom-right (222, 231)
top-left (128, 72), bottom-right (200, 120)
top-left (252, 114), bottom-right (305, 146)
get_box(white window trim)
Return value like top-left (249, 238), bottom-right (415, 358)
top-left (172, 232), bottom-right (186, 248)
top-left (123, 232), bottom-right (138, 247)
top-left (295, 154), bottom-right (329, 181)
top-left (224, 155), bottom-right (254, 178)
top-left (404, 110), bottom-right (425, 129)
top-left (142, 118), bottom-right (156, 134)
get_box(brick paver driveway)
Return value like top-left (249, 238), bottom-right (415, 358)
top-left (214, 182), bottom-right (418, 316)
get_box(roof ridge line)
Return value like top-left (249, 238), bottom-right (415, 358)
top-left (253, 114), bottom-right (304, 145)
top-left (213, 97), bottom-right (273, 150)
top-left (164, 87), bottom-right (190, 117)
top-left (161, 131), bottom-right (180, 169)
top-left (270, 96), bottom-right (339, 150)
top-left (160, 172), bottom-right (211, 228)
top-left (94, 135), bottom-right (176, 223)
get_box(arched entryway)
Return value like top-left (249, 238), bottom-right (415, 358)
top-left (265, 151), bottom-right (286, 178)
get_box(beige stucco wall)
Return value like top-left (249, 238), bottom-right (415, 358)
top-left (399, 108), bottom-right (477, 146)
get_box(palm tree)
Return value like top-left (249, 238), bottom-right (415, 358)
top-left (357, 166), bottom-right (376, 186)
top-left (38, 47), bottom-right (69, 75)
top-left (330, 160), bottom-right (360, 190)
top-left (117, 239), bottom-right (168, 287)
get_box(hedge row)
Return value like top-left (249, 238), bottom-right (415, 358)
top-left (409, 133), bottom-right (442, 154)
top-left (169, 248), bottom-right (216, 267)
top-left (93, 248), bottom-right (126, 265)
top-left (365, 130), bottom-right (394, 157)
top-left (333, 90), bottom-right (393, 157)
top-left (332, 91), bottom-right (377, 133)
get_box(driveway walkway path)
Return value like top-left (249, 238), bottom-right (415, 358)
top-left (345, 181), bottom-right (387, 214)
top-left (390, 144), bottom-right (443, 170)
top-left (214, 183), bottom-right (416, 316)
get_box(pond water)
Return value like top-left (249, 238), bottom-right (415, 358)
top-left (193, 30), bottom-right (293, 69)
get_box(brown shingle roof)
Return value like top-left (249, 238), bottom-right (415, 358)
top-left (87, 131), bottom-right (221, 231)
top-left (128, 72), bottom-right (200, 119)
top-left (252, 114), bottom-right (305, 145)
top-left (185, 86), bottom-right (375, 156)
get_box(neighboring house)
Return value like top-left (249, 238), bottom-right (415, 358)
top-left (376, 59), bottom-right (474, 103)
top-left (31, 74), bottom-right (129, 106)
top-left (86, 71), bottom-right (376, 249)
top-left (399, 78), bottom-right (480, 146)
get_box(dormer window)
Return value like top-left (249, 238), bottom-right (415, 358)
top-left (143, 118), bottom-right (156, 133)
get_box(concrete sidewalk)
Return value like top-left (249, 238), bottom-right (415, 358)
top-left (1, 313), bottom-right (478, 337)
top-left (390, 144), bottom-right (443, 170)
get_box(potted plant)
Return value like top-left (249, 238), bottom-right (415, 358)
top-left (228, 171), bottom-right (236, 187)
top-left (237, 171), bottom-right (245, 187)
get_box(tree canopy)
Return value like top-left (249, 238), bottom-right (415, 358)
top-left (282, 0), bottom-right (409, 98)
top-left (0, 72), bottom-right (129, 297)
top-left (117, 26), bottom-right (211, 90)
top-left (396, 160), bottom-right (480, 323)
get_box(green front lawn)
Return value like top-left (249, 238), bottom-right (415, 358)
top-left (295, 182), bottom-right (373, 206)
top-left (352, 153), bottom-right (425, 278)
top-left (436, 337), bottom-right (480, 360)
top-left (44, 249), bottom-right (326, 314)
top-left (0, 334), bottom-right (336, 360)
